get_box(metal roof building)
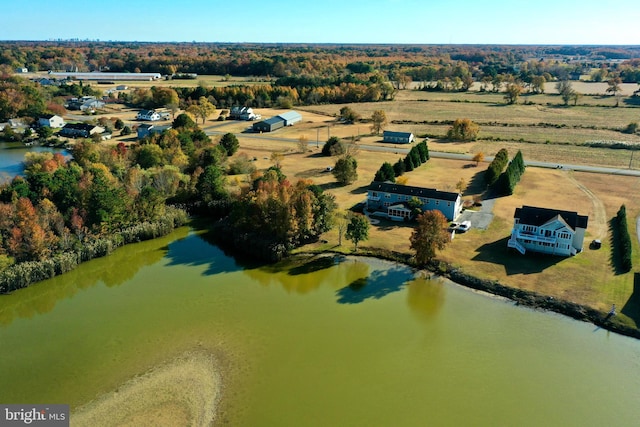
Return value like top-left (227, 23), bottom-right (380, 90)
top-left (277, 111), bottom-right (302, 126)
top-left (48, 72), bottom-right (162, 81)
top-left (383, 131), bottom-right (415, 144)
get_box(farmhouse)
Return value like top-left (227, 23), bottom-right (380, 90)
top-left (59, 123), bottom-right (105, 138)
top-left (136, 110), bottom-right (161, 121)
top-left (383, 131), bottom-right (415, 144)
top-left (229, 106), bottom-right (259, 120)
top-left (507, 205), bottom-right (589, 256)
top-left (38, 114), bottom-right (65, 128)
top-left (366, 181), bottom-right (462, 221)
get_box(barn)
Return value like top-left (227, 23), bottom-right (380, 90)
top-left (278, 111), bottom-right (302, 126)
top-left (253, 116), bottom-right (285, 132)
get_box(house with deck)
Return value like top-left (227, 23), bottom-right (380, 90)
top-left (59, 123), bottom-right (105, 138)
top-left (507, 205), bottom-right (588, 256)
top-left (383, 131), bottom-right (414, 144)
top-left (366, 181), bottom-right (462, 221)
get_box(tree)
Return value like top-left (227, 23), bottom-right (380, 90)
top-left (345, 214), bottom-right (369, 251)
top-left (121, 125), bottom-right (132, 136)
top-left (472, 152), bottom-right (485, 166)
top-left (531, 75), bottom-right (546, 94)
top-left (556, 79), bottom-right (575, 106)
top-left (446, 118), bottom-right (479, 141)
top-left (297, 134), bottom-right (309, 153)
top-left (219, 133), bottom-right (239, 156)
top-left (370, 110), bottom-right (387, 134)
top-left (333, 155), bottom-right (358, 185)
top-left (374, 162), bottom-right (395, 182)
top-left (114, 118), bottom-right (124, 130)
top-left (503, 83), bottom-right (523, 104)
top-left (187, 96), bottom-right (216, 124)
top-left (339, 106), bottom-right (360, 123)
top-left (456, 178), bottom-right (466, 194)
top-left (322, 136), bottom-right (345, 156)
top-left (410, 210), bottom-right (450, 266)
top-left (606, 77), bottom-right (622, 97)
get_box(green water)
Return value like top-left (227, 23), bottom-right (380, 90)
top-left (1, 226), bottom-right (640, 426)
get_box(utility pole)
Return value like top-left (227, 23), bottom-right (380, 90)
top-left (316, 128), bottom-right (319, 148)
top-left (630, 149), bottom-right (635, 169)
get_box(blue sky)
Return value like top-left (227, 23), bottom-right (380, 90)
top-left (2, 0), bottom-right (639, 45)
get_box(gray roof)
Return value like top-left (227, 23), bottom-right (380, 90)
top-left (368, 181), bottom-right (460, 202)
top-left (277, 111), bottom-right (302, 121)
top-left (262, 116), bottom-right (285, 126)
top-left (514, 206), bottom-right (588, 230)
top-left (383, 131), bottom-right (414, 138)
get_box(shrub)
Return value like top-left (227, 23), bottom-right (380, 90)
top-left (613, 205), bottom-right (633, 273)
top-left (321, 136), bottom-right (345, 156)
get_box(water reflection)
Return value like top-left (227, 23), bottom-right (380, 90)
top-left (0, 227), bottom-right (189, 327)
top-left (406, 278), bottom-right (445, 323)
top-left (336, 263), bottom-right (415, 304)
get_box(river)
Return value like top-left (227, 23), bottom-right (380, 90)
top-left (0, 226), bottom-right (639, 426)
top-left (0, 142), bottom-right (65, 179)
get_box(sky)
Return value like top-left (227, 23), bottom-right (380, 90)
top-left (2, 0), bottom-right (640, 45)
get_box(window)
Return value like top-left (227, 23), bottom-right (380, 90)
top-left (435, 200), bottom-right (440, 206)
top-left (447, 202), bottom-right (451, 206)
top-left (372, 192), bottom-right (378, 198)
top-left (383, 202), bottom-right (391, 207)
top-left (384, 193), bottom-right (391, 199)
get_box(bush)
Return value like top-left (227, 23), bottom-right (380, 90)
top-left (622, 122), bottom-right (639, 134)
top-left (321, 136), bottom-right (345, 156)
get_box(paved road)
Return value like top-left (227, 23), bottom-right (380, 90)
top-left (209, 130), bottom-right (640, 177)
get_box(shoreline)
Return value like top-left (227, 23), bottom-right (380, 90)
top-left (298, 248), bottom-right (640, 340)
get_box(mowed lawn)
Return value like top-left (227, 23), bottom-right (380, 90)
top-left (232, 133), bottom-right (640, 325)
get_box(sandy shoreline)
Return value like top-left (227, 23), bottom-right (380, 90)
top-left (72, 351), bottom-right (221, 427)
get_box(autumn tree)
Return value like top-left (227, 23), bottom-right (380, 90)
top-left (297, 134), bottom-right (309, 153)
top-left (370, 110), bottom-right (387, 134)
top-left (339, 106), bottom-right (360, 123)
top-left (504, 83), bottom-right (523, 104)
top-left (333, 155), bottom-right (358, 185)
top-left (556, 79), bottom-right (575, 106)
top-left (446, 118), bottom-right (479, 141)
top-left (606, 77), bottom-right (622, 97)
top-left (410, 210), bottom-right (450, 266)
top-left (187, 96), bottom-right (216, 124)
top-left (322, 136), bottom-right (345, 156)
top-left (472, 152), bottom-right (485, 166)
top-left (345, 214), bottom-right (369, 251)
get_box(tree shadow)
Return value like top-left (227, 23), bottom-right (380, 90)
top-left (336, 264), bottom-right (414, 304)
top-left (462, 169), bottom-right (487, 197)
top-left (472, 236), bottom-right (564, 275)
top-left (288, 255), bottom-right (346, 276)
top-left (621, 273), bottom-right (640, 327)
top-left (623, 97), bottom-right (640, 106)
top-left (350, 184), bottom-right (369, 195)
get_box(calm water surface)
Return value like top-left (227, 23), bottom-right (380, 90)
top-left (0, 227), bottom-right (639, 426)
top-left (0, 142), bottom-right (64, 178)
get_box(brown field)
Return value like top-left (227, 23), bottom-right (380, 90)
top-left (80, 82), bottom-right (640, 326)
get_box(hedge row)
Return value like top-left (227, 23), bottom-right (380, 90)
top-left (0, 207), bottom-right (188, 294)
top-left (614, 205), bottom-right (633, 273)
top-left (373, 140), bottom-right (429, 182)
top-left (484, 148), bottom-right (509, 186)
top-left (494, 150), bottom-right (526, 196)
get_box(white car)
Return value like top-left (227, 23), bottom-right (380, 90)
top-left (457, 220), bottom-right (472, 232)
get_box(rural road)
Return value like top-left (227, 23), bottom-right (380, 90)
top-left (206, 130), bottom-right (640, 178)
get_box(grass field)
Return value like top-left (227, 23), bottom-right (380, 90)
top-left (84, 82), bottom-right (640, 327)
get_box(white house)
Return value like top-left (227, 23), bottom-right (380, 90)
top-left (136, 110), bottom-right (161, 121)
top-left (38, 114), bottom-right (65, 128)
top-left (508, 205), bottom-right (589, 256)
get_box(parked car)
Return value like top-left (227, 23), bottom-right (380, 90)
top-left (447, 222), bottom-right (460, 231)
top-left (457, 220), bottom-right (472, 232)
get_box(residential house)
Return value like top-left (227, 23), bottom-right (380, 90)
top-left (137, 124), bottom-right (172, 139)
top-left (59, 123), bottom-right (105, 138)
top-left (383, 131), bottom-right (415, 144)
top-left (16, 67), bottom-right (28, 73)
top-left (366, 181), bottom-right (462, 221)
top-left (507, 205), bottom-right (589, 256)
top-left (277, 111), bottom-right (302, 126)
top-left (253, 116), bottom-right (285, 132)
top-left (136, 110), bottom-right (161, 121)
top-left (38, 114), bottom-right (65, 129)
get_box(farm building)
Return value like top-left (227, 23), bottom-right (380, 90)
top-left (383, 131), bottom-right (414, 144)
top-left (278, 111), bottom-right (302, 126)
top-left (48, 71), bottom-right (162, 81)
top-left (366, 181), bottom-right (462, 221)
top-left (253, 116), bottom-right (285, 133)
top-left (38, 114), bottom-right (65, 128)
top-left (137, 124), bottom-right (172, 139)
top-left (508, 206), bottom-right (588, 256)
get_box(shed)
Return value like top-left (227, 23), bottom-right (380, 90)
top-left (253, 116), bottom-right (285, 132)
top-left (383, 131), bottom-right (414, 144)
top-left (277, 111), bottom-right (302, 126)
